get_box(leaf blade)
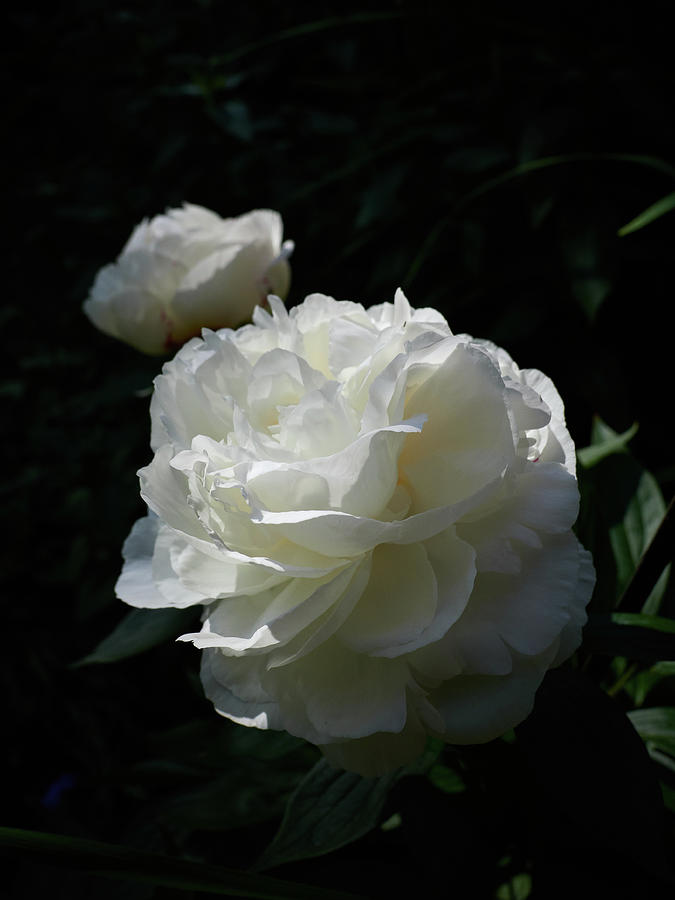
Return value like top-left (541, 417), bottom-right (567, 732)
top-left (72, 607), bottom-right (197, 666)
top-left (0, 826), bottom-right (363, 899)
top-left (618, 191), bottom-right (675, 236)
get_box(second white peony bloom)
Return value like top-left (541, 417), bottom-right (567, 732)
top-left (84, 205), bottom-right (293, 354)
top-left (117, 290), bottom-right (594, 775)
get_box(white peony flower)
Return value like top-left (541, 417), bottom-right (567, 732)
top-left (84, 205), bottom-right (293, 355)
top-left (117, 289), bottom-right (594, 775)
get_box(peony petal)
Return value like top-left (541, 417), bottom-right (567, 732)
top-left (319, 715), bottom-right (428, 776)
top-left (522, 368), bottom-right (577, 475)
top-left (431, 648), bottom-right (557, 743)
top-left (201, 650), bottom-right (284, 730)
top-left (182, 562), bottom-right (359, 654)
top-left (274, 640), bottom-right (411, 740)
top-left (244, 416), bottom-right (425, 518)
top-left (399, 343), bottom-right (515, 511)
top-left (115, 514), bottom-right (174, 608)
top-left (374, 527), bottom-right (477, 658)
top-left (337, 542), bottom-right (437, 653)
top-left (461, 531), bottom-right (587, 659)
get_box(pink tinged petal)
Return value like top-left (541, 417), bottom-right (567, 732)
top-left (399, 343), bottom-right (515, 511)
top-left (104, 289), bottom-right (173, 355)
top-left (337, 542), bottom-right (438, 653)
top-left (116, 514), bottom-right (173, 609)
top-left (431, 647), bottom-right (558, 744)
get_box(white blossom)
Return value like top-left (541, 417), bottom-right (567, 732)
top-left (117, 289), bottom-right (594, 774)
top-left (84, 205), bottom-right (293, 354)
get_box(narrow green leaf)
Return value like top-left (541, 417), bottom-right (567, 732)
top-left (607, 472), bottom-right (664, 594)
top-left (255, 759), bottom-right (398, 871)
top-left (72, 607), bottom-right (197, 666)
top-left (577, 421), bottom-right (638, 468)
top-left (628, 707), bottom-right (675, 758)
top-left (616, 660), bottom-right (675, 707)
top-left (618, 191), bottom-right (675, 236)
top-left (619, 495), bottom-right (674, 615)
top-left (0, 826), bottom-right (363, 899)
top-left (612, 613), bottom-right (675, 634)
top-left (575, 418), bottom-right (668, 614)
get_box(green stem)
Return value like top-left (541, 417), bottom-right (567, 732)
top-left (607, 662), bottom-right (639, 697)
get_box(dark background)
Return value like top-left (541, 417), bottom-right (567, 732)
top-left (5, 3), bottom-right (674, 897)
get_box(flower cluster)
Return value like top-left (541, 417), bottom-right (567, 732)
top-left (115, 288), bottom-right (594, 775)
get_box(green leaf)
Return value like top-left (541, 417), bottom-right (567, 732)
top-left (619, 495), bottom-right (674, 616)
top-left (72, 607), bottom-right (198, 666)
top-left (156, 766), bottom-right (301, 833)
top-left (577, 421), bottom-right (638, 468)
top-left (612, 613), bottom-right (675, 634)
top-left (496, 872), bottom-right (532, 900)
top-left (255, 739), bottom-right (442, 872)
top-left (582, 612), bottom-right (675, 662)
top-left (628, 707), bottom-right (675, 758)
top-left (0, 826), bottom-right (363, 899)
top-left (575, 418), bottom-right (668, 613)
top-left (255, 759), bottom-right (398, 871)
top-left (618, 191), bottom-right (675, 236)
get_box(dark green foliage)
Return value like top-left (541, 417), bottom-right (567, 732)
top-left (5, 3), bottom-right (675, 898)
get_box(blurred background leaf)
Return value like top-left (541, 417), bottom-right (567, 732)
top-left (5, 2), bottom-right (675, 897)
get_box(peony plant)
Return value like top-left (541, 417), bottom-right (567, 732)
top-left (116, 289), bottom-right (594, 775)
top-left (83, 204), bottom-right (293, 355)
